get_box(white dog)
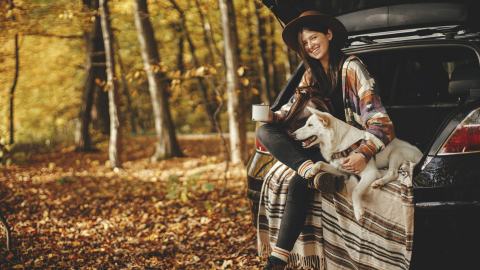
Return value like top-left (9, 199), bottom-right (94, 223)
top-left (292, 107), bottom-right (422, 221)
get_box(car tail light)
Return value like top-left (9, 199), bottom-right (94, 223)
top-left (438, 107), bottom-right (480, 155)
top-left (255, 122), bottom-right (269, 153)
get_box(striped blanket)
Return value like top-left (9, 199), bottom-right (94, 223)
top-left (257, 161), bottom-right (415, 270)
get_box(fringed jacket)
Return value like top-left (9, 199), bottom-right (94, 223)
top-left (275, 55), bottom-right (395, 163)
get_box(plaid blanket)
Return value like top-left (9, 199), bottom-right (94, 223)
top-left (257, 161), bottom-right (415, 270)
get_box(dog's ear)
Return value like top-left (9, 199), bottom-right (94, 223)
top-left (307, 107), bottom-right (330, 126)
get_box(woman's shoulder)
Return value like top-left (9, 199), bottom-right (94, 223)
top-left (343, 55), bottom-right (372, 84)
top-left (343, 55), bottom-right (367, 69)
top-left (343, 55), bottom-right (371, 78)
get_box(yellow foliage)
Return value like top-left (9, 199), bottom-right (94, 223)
top-left (173, 70), bottom-right (181, 78)
top-left (237, 67), bottom-right (244, 77)
top-left (196, 66), bottom-right (205, 77)
top-left (250, 88), bottom-right (259, 95)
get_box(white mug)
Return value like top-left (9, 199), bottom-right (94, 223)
top-left (252, 104), bottom-right (270, 121)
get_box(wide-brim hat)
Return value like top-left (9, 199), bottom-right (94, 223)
top-left (282, 10), bottom-right (348, 54)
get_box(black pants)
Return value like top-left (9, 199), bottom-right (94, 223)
top-left (257, 123), bottom-right (326, 252)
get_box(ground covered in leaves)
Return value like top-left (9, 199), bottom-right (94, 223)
top-left (0, 136), bottom-right (265, 269)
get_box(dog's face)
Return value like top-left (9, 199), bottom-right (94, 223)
top-left (292, 107), bottom-right (333, 148)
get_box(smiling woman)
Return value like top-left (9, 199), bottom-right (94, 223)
top-left (255, 10), bottom-right (396, 270)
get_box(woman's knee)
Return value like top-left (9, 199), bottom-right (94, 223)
top-left (256, 124), bottom-right (277, 145)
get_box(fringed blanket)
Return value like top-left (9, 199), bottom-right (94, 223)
top-left (257, 161), bottom-right (415, 270)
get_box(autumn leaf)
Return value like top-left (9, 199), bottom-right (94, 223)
top-left (251, 88), bottom-right (259, 95)
top-left (174, 70), bottom-right (181, 78)
top-left (237, 66), bottom-right (244, 76)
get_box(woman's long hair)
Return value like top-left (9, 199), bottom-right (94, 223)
top-left (297, 23), bottom-right (344, 95)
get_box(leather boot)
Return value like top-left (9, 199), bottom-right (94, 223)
top-left (263, 257), bottom-right (286, 270)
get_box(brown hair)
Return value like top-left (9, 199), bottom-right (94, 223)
top-left (297, 23), bottom-right (344, 95)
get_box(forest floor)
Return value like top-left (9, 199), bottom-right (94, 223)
top-left (0, 135), bottom-right (266, 269)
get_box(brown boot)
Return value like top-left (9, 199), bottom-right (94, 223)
top-left (263, 257), bottom-right (285, 270)
top-left (308, 171), bottom-right (345, 193)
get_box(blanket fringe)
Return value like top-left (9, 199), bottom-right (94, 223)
top-left (287, 253), bottom-right (326, 270)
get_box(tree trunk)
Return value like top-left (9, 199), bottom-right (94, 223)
top-left (176, 35), bottom-right (184, 71)
top-left (94, 81), bottom-right (111, 135)
top-left (254, 2), bottom-right (269, 105)
top-left (219, 0), bottom-right (245, 165)
top-left (9, 34), bottom-right (19, 145)
top-left (133, 0), bottom-right (183, 161)
top-left (99, 0), bottom-right (122, 168)
top-left (268, 14), bottom-right (278, 100)
top-left (76, 0), bottom-right (107, 152)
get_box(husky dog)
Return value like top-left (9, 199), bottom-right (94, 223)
top-left (292, 107), bottom-right (422, 221)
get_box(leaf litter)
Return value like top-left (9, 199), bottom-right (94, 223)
top-left (0, 136), bottom-right (266, 269)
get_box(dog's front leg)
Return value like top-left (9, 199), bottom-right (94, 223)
top-left (352, 169), bottom-right (379, 221)
top-left (305, 161), bottom-right (348, 180)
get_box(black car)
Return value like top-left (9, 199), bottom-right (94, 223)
top-left (247, 0), bottom-right (480, 269)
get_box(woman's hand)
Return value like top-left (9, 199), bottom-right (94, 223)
top-left (342, 153), bottom-right (367, 174)
top-left (260, 103), bottom-right (275, 123)
top-left (261, 109), bottom-right (274, 123)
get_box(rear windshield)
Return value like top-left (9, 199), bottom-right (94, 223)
top-left (290, 0), bottom-right (470, 16)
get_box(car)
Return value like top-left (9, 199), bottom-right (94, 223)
top-left (246, 0), bottom-right (480, 269)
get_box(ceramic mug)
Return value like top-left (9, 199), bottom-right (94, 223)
top-left (252, 104), bottom-right (270, 121)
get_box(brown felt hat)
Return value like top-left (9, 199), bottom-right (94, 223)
top-left (282, 10), bottom-right (348, 54)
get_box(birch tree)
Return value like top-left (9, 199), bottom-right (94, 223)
top-left (219, 0), bottom-right (243, 164)
top-left (99, 0), bottom-right (122, 167)
top-left (133, 0), bottom-right (183, 161)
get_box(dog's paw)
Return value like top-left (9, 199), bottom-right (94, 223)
top-left (354, 206), bottom-right (365, 221)
top-left (305, 162), bottom-right (323, 179)
top-left (370, 180), bottom-right (383, 189)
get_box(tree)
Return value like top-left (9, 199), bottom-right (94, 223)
top-left (254, 2), bottom-right (270, 105)
top-left (218, 0), bottom-right (247, 165)
top-left (9, 36), bottom-right (19, 145)
top-left (133, 0), bottom-right (183, 161)
top-left (99, 0), bottom-right (122, 168)
top-left (75, 0), bottom-right (108, 152)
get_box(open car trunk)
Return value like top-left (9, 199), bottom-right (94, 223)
top-left (345, 41), bottom-right (479, 153)
top-left (271, 40), bottom-right (480, 159)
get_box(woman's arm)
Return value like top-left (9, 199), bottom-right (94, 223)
top-left (263, 70), bottom-right (312, 123)
top-left (344, 57), bottom-right (396, 164)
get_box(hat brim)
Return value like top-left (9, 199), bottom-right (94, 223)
top-left (282, 13), bottom-right (348, 54)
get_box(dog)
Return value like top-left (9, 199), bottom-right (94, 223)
top-left (292, 107), bottom-right (422, 221)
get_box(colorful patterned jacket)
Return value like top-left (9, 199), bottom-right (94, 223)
top-left (275, 55), bottom-right (395, 163)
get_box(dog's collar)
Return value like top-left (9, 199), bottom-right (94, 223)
top-left (331, 140), bottom-right (363, 159)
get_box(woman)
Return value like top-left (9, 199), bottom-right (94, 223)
top-left (256, 11), bottom-right (395, 270)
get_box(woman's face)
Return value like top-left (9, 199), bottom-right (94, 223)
top-left (301, 29), bottom-right (332, 61)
